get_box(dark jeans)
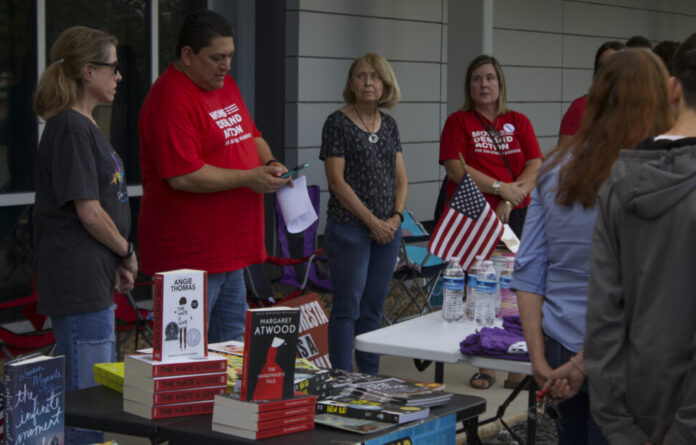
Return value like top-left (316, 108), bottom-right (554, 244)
top-left (324, 221), bottom-right (401, 374)
top-left (545, 337), bottom-right (609, 445)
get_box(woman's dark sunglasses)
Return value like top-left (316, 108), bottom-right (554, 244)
top-left (90, 61), bottom-right (119, 75)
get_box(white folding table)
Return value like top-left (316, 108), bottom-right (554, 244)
top-left (355, 310), bottom-right (537, 445)
top-left (356, 311), bottom-right (531, 376)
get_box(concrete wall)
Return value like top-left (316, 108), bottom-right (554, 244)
top-left (285, 0), bottom-right (449, 227)
top-left (492, 0), bottom-right (696, 153)
top-left (285, 0), bottom-right (696, 229)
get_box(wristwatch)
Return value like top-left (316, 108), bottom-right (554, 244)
top-left (492, 180), bottom-right (501, 195)
top-left (122, 242), bottom-right (134, 260)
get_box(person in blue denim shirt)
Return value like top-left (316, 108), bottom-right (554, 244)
top-left (320, 53), bottom-right (407, 374)
top-left (34, 27), bottom-right (137, 444)
top-left (511, 49), bottom-right (673, 445)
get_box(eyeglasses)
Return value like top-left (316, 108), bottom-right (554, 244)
top-left (90, 61), bottom-right (119, 75)
top-left (354, 72), bottom-right (381, 81)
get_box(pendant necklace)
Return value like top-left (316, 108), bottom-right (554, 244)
top-left (355, 106), bottom-right (379, 144)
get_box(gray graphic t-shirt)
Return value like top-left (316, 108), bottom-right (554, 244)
top-left (34, 109), bottom-right (130, 315)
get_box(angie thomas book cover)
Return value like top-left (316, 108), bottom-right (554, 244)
top-left (153, 269), bottom-right (207, 361)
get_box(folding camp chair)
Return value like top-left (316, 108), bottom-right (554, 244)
top-left (114, 284), bottom-right (153, 359)
top-left (272, 184), bottom-right (332, 295)
top-left (245, 184), bottom-right (332, 307)
top-left (382, 210), bottom-right (444, 325)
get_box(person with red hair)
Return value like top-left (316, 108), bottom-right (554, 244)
top-left (512, 48), bottom-right (673, 444)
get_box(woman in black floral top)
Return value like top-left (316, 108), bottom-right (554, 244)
top-left (320, 53), bottom-right (408, 374)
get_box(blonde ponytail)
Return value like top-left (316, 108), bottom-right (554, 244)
top-left (34, 26), bottom-right (117, 119)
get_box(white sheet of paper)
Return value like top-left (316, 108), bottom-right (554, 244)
top-left (501, 224), bottom-right (520, 254)
top-left (275, 175), bottom-right (318, 233)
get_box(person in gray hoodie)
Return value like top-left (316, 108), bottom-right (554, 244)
top-left (585, 32), bottom-right (696, 445)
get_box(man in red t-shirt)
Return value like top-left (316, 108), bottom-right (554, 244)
top-left (138, 11), bottom-right (290, 342)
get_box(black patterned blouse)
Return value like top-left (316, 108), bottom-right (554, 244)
top-left (320, 109), bottom-right (402, 227)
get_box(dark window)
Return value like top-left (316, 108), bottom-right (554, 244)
top-left (159, 0), bottom-right (206, 75)
top-left (0, 0), bottom-right (38, 193)
top-left (46, 0), bottom-right (151, 184)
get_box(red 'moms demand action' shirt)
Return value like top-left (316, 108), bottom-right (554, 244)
top-left (138, 64), bottom-right (265, 275)
top-left (439, 110), bottom-right (543, 210)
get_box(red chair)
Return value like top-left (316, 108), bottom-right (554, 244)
top-left (0, 282), bottom-right (55, 359)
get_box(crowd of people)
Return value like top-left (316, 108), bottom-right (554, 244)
top-left (30, 8), bottom-right (696, 444)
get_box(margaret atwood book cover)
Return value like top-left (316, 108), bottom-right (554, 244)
top-left (240, 307), bottom-right (300, 401)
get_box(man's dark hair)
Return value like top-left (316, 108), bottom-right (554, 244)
top-left (176, 10), bottom-right (235, 58)
top-left (673, 33), bottom-right (696, 107)
top-left (594, 41), bottom-right (625, 76)
top-left (626, 35), bottom-right (652, 49)
top-left (653, 40), bottom-right (681, 75)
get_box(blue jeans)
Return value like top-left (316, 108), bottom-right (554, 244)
top-left (545, 337), bottom-right (609, 445)
top-left (52, 305), bottom-right (116, 445)
top-left (325, 222), bottom-right (401, 374)
top-left (207, 269), bottom-right (248, 343)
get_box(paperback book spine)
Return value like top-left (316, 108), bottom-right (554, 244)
top-left (256, 404), bottom-right (314, 422)
top-left (152, 401), bottom-right (214, 419)
top-left (152, 373), bottom-right (227, 391)
top-left (126, 355), bottom-right (227, 377)
top-left (152, 274), bottom-right (164, 361)
top-left (152, 359), bottom-right (227, 377)
top-left (214, 393), bottom-right (317, 413)
top-left (239, 313), bottom-right (254, 400)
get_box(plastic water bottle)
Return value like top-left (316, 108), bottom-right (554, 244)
top-left (498, 256), bottom-right (518, 318)
top-left (441, 260), bottom-right (464, 322)
top-left (491, 256), bottom-right (508, 318)
top-left (475, 260), bottom-right (499, 331)
top-left (465, 256), bottom-right (484, 320)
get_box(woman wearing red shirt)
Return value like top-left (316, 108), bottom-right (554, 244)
top-left (439, 55), bottom-right (543, 389)
top-left (440, 55), bottom-right (543, 235)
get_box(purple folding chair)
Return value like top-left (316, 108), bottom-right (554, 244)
top-left (271, 185), bottom-right (332, 297)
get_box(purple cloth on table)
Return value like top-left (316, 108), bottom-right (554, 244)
top-left (460, 316), bottom-right (530, 361)
top-left (502, 315), bottom-right (524, 334)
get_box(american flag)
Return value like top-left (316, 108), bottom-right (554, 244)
top-left (428, 173), bottom-right (503, 270)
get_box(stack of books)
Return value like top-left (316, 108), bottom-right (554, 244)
top-left (212, 392), bottom-right (316, 439)
top-left (313, 371), bottom-right (454, 431)
top-left (122, 353), bottom-right (227, 419)
top-left (329, 371), bottom-right (453, 408)
top-left (93, 362), bottom-right (125, 393)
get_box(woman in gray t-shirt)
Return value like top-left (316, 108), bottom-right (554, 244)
top-left (33, 26), bottom-right (136, 445)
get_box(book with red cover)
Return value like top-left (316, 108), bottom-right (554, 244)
top-left (212, 419), bottom-right (314, 440)
top-left (125, 353), bottom-right (226, 377)
top-left (124, 385), bottom-right (226, 406)
top-left (213, 398), bottom-right (315, 424)
top-left (124, 371), bottom-right (227, 392)
top-left (153, 269), bottom-right (207, 361)
top-left (240, 307), bottom-right (301, 401)
top-left (214, 404), bottom-right (314, 423)
top-left (124, 399), bottom-right (214, 419)
top-left (212, 410), bottom-right (314, 432)
top-left (214, 392), bottom-right (316, 414)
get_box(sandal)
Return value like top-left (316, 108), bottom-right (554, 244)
top-left (469, 372), bottom-right (496, 389)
